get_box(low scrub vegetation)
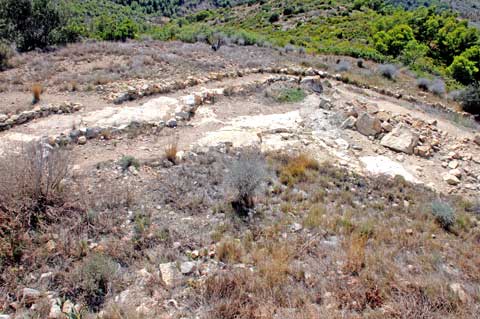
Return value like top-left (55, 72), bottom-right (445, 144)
top-left (224, 149), bottom-right (269, 217)
top-left (458, 82), bottom-right (480, 116)
top-left (378, 63), bottom-right (398, 80)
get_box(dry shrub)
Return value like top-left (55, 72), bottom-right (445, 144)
top-left (252, 242), bottom-right (292, 287)
top-left (0, 142), bottom-right (70, 225)
top-left (88, 179), bottom-right (137, 210)
top-left (32, 83), bottom-right (43, 104)
top-left (216, 238), bottom-right (244, 263)
top-left (334, 276), bottom-right (383, 312)
top-left (203, 270), bottom-right (258, 319)
top-left (224, 150), bottom-right (269, 216)
top-left (164, 140), bottom-right (178, 164)
top-left (343, 233), bottom-right (368, 275)
top-left (279, 153), bottom-right (319, 185)
top-left (388, 284), bottom-right (458, 318)
top-left (303, 204), bottom-right (326, 228)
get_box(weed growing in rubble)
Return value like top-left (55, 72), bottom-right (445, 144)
top-left (431, 199), bottom-right (456, 230)
top-left (119, 155), bottom-right (140, 172)
top-left (224, 150), bottom-right (269, 217)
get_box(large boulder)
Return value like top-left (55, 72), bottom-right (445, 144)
top-left (380, 124), bottom-right (419, 154)
top-left (355, 113), bottom-right (382, 136)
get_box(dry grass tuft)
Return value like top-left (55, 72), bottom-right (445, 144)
top-left (279, 153), bottom-right (319, 185)
top-left (31, 83), bottom-right (43, 104)
top-left (343, 233), bottom-right (368, 275)
top-left (216, 238), bottom-right (244, 263)
top-left (164, 140), bottom-right (178, 164)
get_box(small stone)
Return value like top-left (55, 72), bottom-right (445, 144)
top-left (443, 173), bottom-right (460, 185)
top-left (449, 169), bottom-right (462, 178)
top-left (47, 136), bottom-right (57, 146)
top-left (77, 136), bottom-right (87, 145)
top-left (340, 116), bottom-right (356, 129)
top-left (448, 160), bottom-right (459, 169)
top-left (190, 250), bottom-right (200, 259)
top-left (381, 122), bottom-right (393, 132)
top-left (166, 118), bottom-right (177, 128)
top-left (405, 229), bottom-right (414, 235)
top-left (291, 223), bottom-right (303, 232)
top-left (62, 300), bottom-right (74, 314)
top-left (180, 261), bottom-right (197, 275)
top-left (85, 127), bottom-right (101, 139)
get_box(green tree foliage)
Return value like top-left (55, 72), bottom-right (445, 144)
top-left (0, 0), bottom-right (78, 51)
top-left (447, 46), bottom-right (480, 84)
top-left (95, 15), bottom-right (138, 41)
top-left (374, 24), bottom-right (415, 56)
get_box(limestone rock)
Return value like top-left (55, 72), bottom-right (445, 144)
top-left (414, 145), bottom-right (431, 158)
top-left (449, 169), bottom-right (462, 178)
top-left (340, 116), bottom-right (356, 129)
top-left (61, 300), bottom-right (74, 314)
top-left (381, 121), bottom-right (393, 132)
top-left (319, 97), bottom-right (332, 110)
top-left (443, 173), bottom-right (460, 185)
top-left (77, 136), bottom-right (87, 145)
top-left (448, 160), bottom-right (459, 169)
top-left (159, 262), bottom-right (182, 287)
top-left (180, 261), bottom-right (197, 275)
top-left (380, 125), bottom-right (419, 154)
top-left (355, 113), bottom-right (382, 136)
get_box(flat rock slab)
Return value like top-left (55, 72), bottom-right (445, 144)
top-left (197, 111), bottom-right (302, 148)
top-left (360, 155), bottom-right (419, 183)
top-left (84, 96), bottom-right (178, 128)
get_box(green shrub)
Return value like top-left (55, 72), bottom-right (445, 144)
top-left (74, 254), bottom-right (119, 311)
top-left (269, 12), bottom-right (280, 23)
top-left (275, 88), bottom-right (306, 103)
top-left (95, 15), bottom-right (138, 41)
top-left (378, 64), bottom-right (398, 80)
top-left (431, 200), bottom-right (455, 230)
top-left (458, 83), bottom-right (480, 115)
top-left (119, 155), bottom-right (140, 171)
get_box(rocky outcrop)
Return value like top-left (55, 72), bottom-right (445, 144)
top-left (355, 113), bottom-right (382, 136)
top-left (380, 125), bottom-right (419, 154)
